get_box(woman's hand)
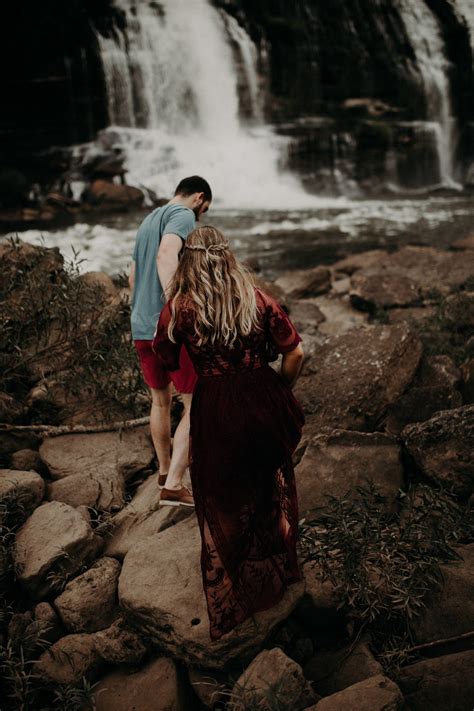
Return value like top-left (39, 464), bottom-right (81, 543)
top-left (280, 344), bottom-right (304, 387)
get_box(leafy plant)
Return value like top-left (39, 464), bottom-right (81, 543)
top-left (1, 237), bottom-right (148, 425)
top-left (299, 482), bottom-right (474, 672)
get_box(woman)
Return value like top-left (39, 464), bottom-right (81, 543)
top-left (152, 226), bottom-right (305, 640)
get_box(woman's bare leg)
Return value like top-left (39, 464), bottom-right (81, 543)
top-left (165, 393), bottom-right (192, 491)
top-left (150, 385), bottom-right (172, 477)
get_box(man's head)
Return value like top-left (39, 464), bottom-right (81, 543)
top-left (174, 175), bottom-right (212, 220)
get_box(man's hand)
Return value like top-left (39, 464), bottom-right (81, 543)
top-left (157, 233), bottom-right (183, 300)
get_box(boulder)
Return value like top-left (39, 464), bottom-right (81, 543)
top-left (13, 501), bottom-right (102, 597)
top-left (385, 386), bottom-right (462, 435)
top-left (401, 405), bottom-right (474, 498)
top-left (385, 354), bottom-right (463, 433)
top-left (441, 291), bottom-right (474, 329)
top-left (33, 603), bottom-right (63, 645)
top-left (295, 430), bottom-right (403, 514)
top-left (332, 250), bottom-right (388, 276)
top-left (388, 305), bottom-right (436, 325)
top-left (9, 449), bottom-right (44, 473)
top-left (275, 267), bottom-right (331, 299)
top-left (188, 667), bottom-right (228, 708)
top-left (35, 633), bottom-right (101, 684)
top-left (350, 271), bottom-right (420, 311)
top-left (85, 179), bottom-right (144, 207)
top-left (233, 647), bottom-right (318, 710)
top-left (315, 294), bottom-right (368, 336)
top-left (288, 299), bottom-right (326, 334)
top-left (396, 650), bottom-right (474, 711)
top-left (79, 271), bottom-right (120, 303)
top-left (306, 674), bottom-right (404, 710)
top-left (417, 355), bottom-right (461, 389)
top-left (8, 601), bottom-right (64, 655)
top-left (105, 474), bottom-right (193, 559)
top-left (410, 544), bottom-right (474, 644)
top-left (39, 427), bottom-right (154, 481)
top-left (47, 471), bottom-right (125, 512)
top-left (294, 324), bottom-right (422, 430)
top-left (119, 516), bottom-right (305, 668)
top-left (452, 233), bottom-right (474, 250)
top-left (54, 557), bottom-right (121, 633)
top-left (0, 469), bottom-right (45, 516)
top-left (92, 657), bottom-right (191, 711)
top-left (93, 616), bottom-right (148, 664)
top-left (334, 246), bottom-right (474, 298)
top-left (304, 641), bottom-right (383, 696)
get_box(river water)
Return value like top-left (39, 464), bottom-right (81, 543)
top-left (11, 195), bottom-right (474, 279)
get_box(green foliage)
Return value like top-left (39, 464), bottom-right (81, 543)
top-left (299, 483), bottom-right (474, 671)
top-left (1, 237), bottom-right (148, 424)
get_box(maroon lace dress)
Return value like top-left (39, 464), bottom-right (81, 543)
top-left (152, 288), bottom-right (304, 640)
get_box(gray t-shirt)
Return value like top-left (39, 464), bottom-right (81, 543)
top-left (131, 203), bottom-right (195, 340)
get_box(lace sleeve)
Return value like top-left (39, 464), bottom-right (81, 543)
top-left (258, 289), bottom-right (302, 354)
top-left (152, 302), bottom-right (181, 371)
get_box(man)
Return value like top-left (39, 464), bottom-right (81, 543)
top-left (129, 176), bottom-right (212, 507)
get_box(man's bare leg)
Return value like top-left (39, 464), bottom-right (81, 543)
top-left (150, 385), bottom-right (172, 479)
top-left (164, 393), bottom-right (192, 491)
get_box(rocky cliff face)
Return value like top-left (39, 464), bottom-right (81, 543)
top-left (0, 0), bottom-right (123, 162)
top-left (1, 0), bottom-right (473, 196)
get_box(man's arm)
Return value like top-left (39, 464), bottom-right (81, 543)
top-left (157, 233), bottom-right (183, 300)
top-left (129, 260), bottom-right (136, 296)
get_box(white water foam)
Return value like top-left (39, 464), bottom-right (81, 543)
top-left (95, 0), bottom-right (322, 209)
top-left (12, 199), bottom-right (472, 273)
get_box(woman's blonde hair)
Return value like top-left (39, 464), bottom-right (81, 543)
top-left (167, 226), bottom-right (260, 347)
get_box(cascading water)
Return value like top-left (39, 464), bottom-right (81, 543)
top-left (394, 0), bottom-right (461, 188)
top-left (455, 0), bottom-right (474, 62)
top-left (94, 0), bottom-right (316, 209)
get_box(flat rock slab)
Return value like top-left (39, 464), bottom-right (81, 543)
top-left (315, 294), bottom-right (368, 336)
top-left (54, 557), bottom-right (121, 633)
top-left (92, 657), bottom-right (190, 711)
top-left (14, 501), bottom-right (102, 597)
top-left (396, 650), bottom-right (474, 711)
top-left (296, 429), bottom-right (403, 513)
top-left (39, 427), bottom-right (154, 481)
top-left (235, 647), bottom-right (318, 710)
top-left (276, 267), bottom-right (331, 299)
top-left (402, 405), bottom-right (474, 498)
top-left (307, 674), bottom-right (404, 711)
top-left (105, 474), bottom-right (193, 559)
top-left (334, 246), bottom-right (474, 297)
top-left (410, 543), bottom-right (474, 644)
top-left (294, 323), bottom-right (422, 430)
top-left (0, 469), bottom-right (45, 515)
top-left (119, 516), bottom-right (305, 669)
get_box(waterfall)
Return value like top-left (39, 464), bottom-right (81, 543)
top-left (223, 13), bottom-right (263, 121)
top-left (96, 27), bottom-right (136, 127)
top-left (94, 0), bottom-right (314, 209)
top-left (394, 0), bottom-right (460, 188)
top-left (455, 0), bottom-right (474, 61)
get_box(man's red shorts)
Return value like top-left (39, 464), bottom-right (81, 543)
top-left (134, 340), bottom-right (197, 394)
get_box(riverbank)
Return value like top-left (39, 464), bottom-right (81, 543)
top-left (0, 235), bottom-right (473, 710)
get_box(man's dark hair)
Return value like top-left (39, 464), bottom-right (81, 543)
top-left (174, 175), bottom-right (212, 202)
